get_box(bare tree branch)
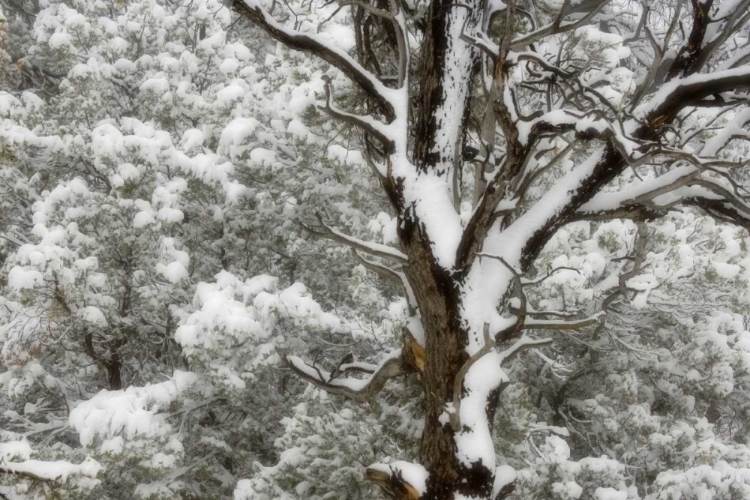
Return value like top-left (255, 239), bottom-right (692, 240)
top-left (351, 249), bottom-right (417, 313)
top-left (522, 312), bottom-right (605, 331)
top-left (510, 0), bottom-right (611, 49)
top-left (300, 212), bottom-right (408, 263)
top-left (497, 335), bottom-right (554, 363)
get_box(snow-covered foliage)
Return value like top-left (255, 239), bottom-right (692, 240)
top-left (0, 0), bottom-right (396, 497)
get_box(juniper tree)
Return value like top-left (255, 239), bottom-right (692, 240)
top-left (233, 0), bottom-right (750, 498)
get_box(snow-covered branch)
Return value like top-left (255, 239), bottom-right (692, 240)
top-left (233, 0), bottom-right (396, 120)
top-left (521, 266), bottom-right (581, 287)
top-left (351, 249), bottom-right (417, 313)
top-left (301, 212), bottom-right (408, 263)
top-left (639, 67), bottom-right (750, 128)
top-left (682, 191), bottom-right (750, 233)
top-left (496, 334), bottom-right (553, 364)
top-left (319, 75), bottom-right (395, 152)
top-left (286, 349), bottom-right (408, 402)
top-left (521, 312), bottom-right (604, 331)
top-left (576, 164), bottom-right (750, 233)
top-left (366, 461), bottom-right (427, 500)
top-left (450, 324), bottom-right (496, 431)
top-left (0, 457), bottom-right (101, 484)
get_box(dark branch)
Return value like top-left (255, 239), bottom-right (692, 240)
top-left (287, 350), bottom-right (408, 402)
top-left (233, 0), bottom-right (395, 120)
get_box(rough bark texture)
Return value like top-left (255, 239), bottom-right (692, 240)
top-left (406, 1), bottom-right (495, 495)
top-left (407, 237), bottom-right (466, 497)
top-left (404, 230), bottom-right (497, 498)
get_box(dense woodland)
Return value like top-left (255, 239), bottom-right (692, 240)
top-left (3, 0), bottom-right (750, 498)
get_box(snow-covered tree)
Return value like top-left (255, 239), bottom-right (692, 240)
top-left (0, 0), bottom-right (405, 497)
top-left (231, 0), bottom-right (750, 497)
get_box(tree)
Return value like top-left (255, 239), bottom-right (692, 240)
top-left (232, 0), bottom-right (750, 498)
top-left (0, 0), bottom-right (405, 497)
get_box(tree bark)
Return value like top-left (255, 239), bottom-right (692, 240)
top-left (405, 236), bottom-right (469, 497)
top-left (405, 0), bottom-right (498, 496)
top-left (404, 232), bottom-right (503, 498)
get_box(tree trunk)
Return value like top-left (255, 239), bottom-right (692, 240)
top-left (407, 238), bottom-right (465, 496)
top-left (405, 0), bottom-right (498, 496)
top-left (108, 339), bottom-right (123, 390)
top-left (405, 232), bottom-right (507, 498)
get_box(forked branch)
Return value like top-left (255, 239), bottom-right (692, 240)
top-left (351, 249), bottom-right (417, 313)
top-left (319, 75), bottom-right (395, 152)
